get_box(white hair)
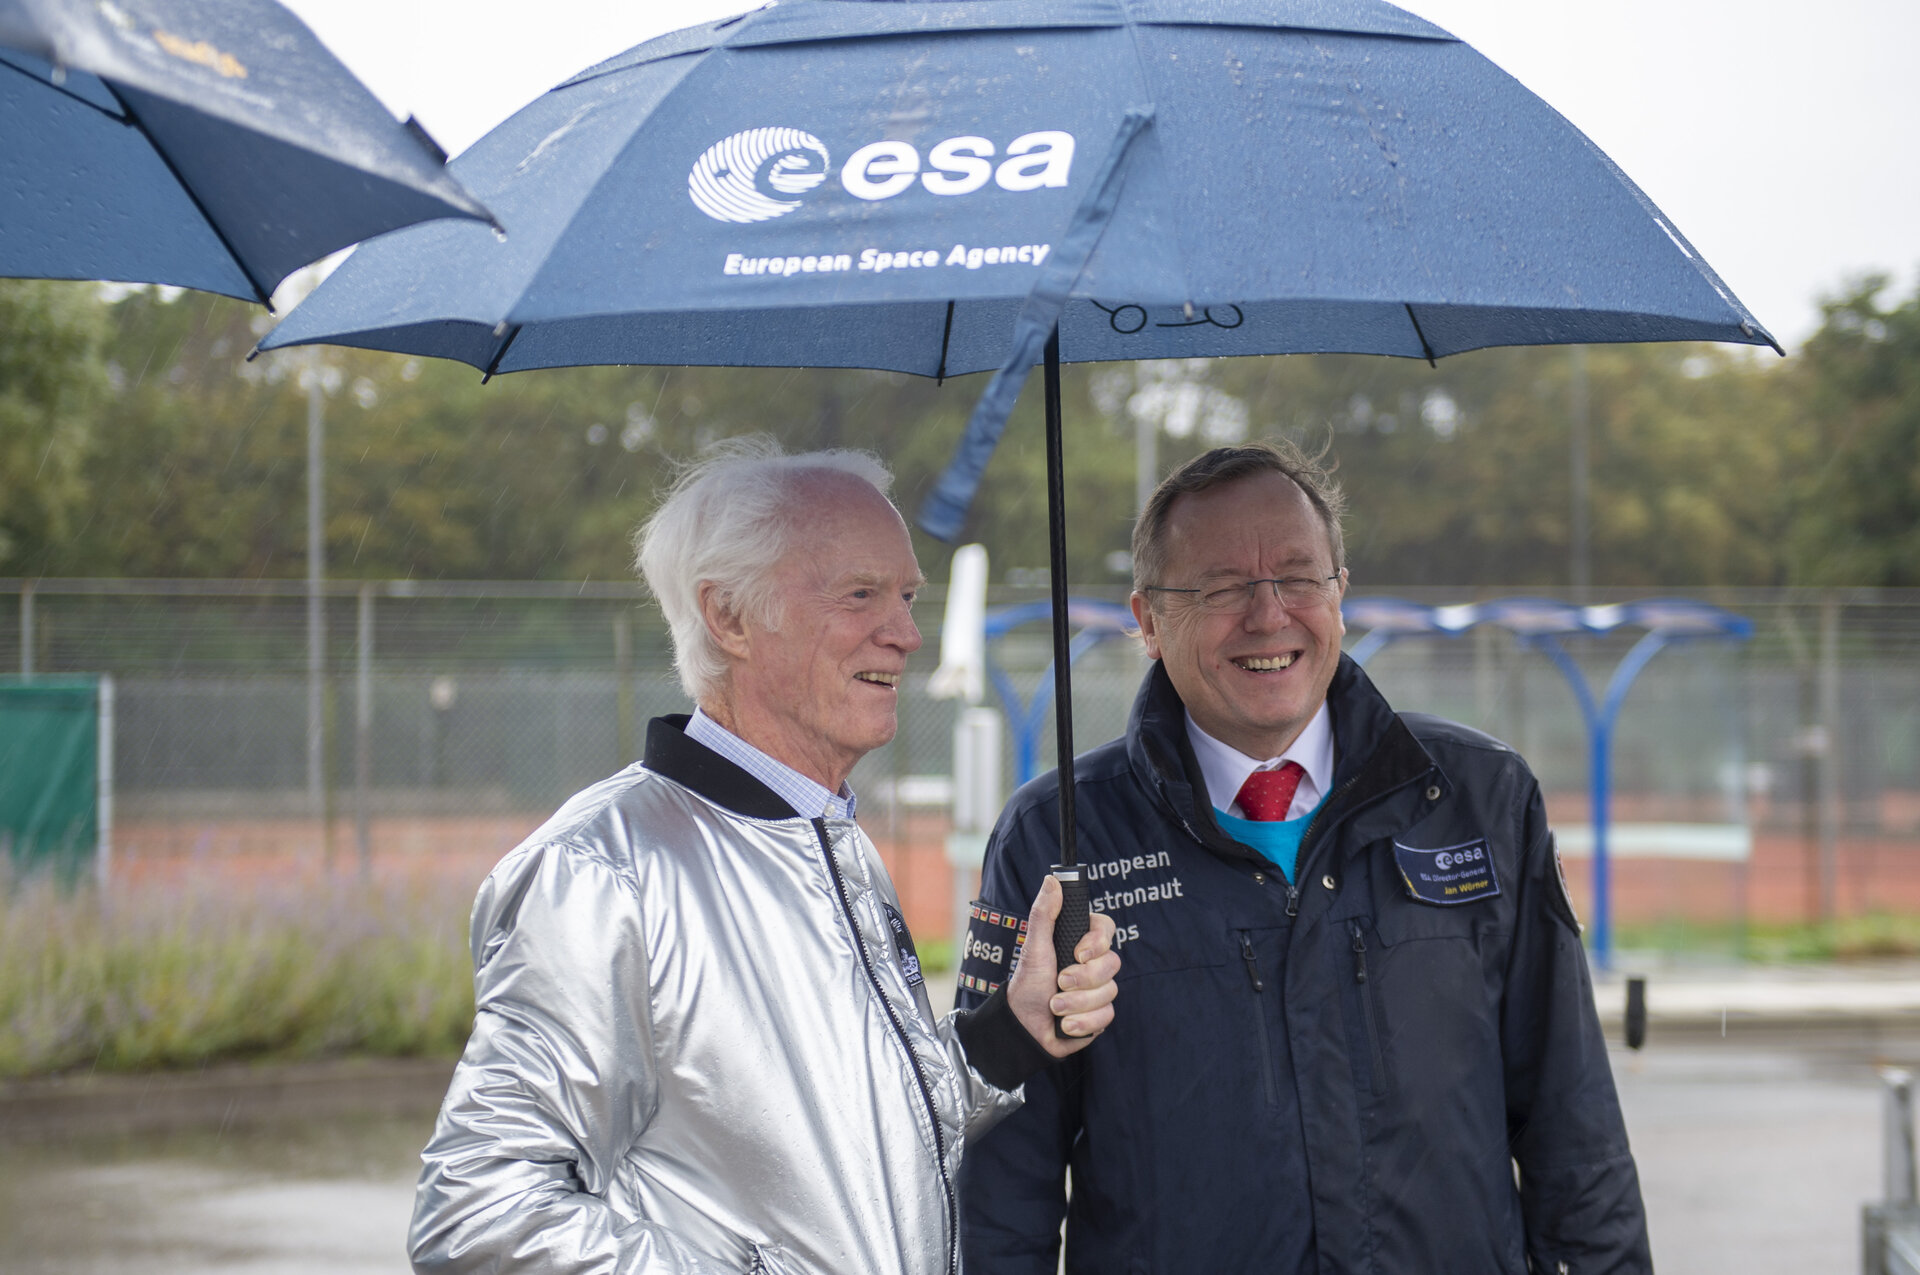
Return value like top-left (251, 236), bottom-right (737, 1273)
top-left (634, 436), bottom-right (895, 703)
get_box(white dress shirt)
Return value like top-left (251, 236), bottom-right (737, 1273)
top-left (1185, 702), bottom-right (1335, 822)
top-left (686, 707), bottom-right (857, 820)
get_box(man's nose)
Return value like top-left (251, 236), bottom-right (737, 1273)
top-left (1242, 582), bottom-right (1293, 630)
top-left (885, 601), bottom-right (923, 652)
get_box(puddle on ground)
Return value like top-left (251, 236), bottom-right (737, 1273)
top-left (0, 1111), bottom-right (431, 1274)
top-left (0, 1034), bottom-right (1898, 1275)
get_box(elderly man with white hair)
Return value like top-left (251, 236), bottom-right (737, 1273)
top-left (409, 439), bottom-right (1120, 1275)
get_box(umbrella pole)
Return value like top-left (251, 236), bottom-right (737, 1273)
top-left (1043, 328), bottom-right (1093, 986)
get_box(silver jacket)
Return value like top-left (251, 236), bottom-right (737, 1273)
top-left (411, 716), bottom-right (1035, 1275)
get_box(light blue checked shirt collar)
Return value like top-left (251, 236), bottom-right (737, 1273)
top-left (686, 707), bottom-right (858, 820)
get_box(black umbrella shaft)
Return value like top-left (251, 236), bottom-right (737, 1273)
top-left (1043, 329), bottom-right (1092, 992)
top-left (1043, 329), bottom-right (1078, 867)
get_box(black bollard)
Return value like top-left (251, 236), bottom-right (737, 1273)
top-left (1625, 976), bottom-right (1647, 1050)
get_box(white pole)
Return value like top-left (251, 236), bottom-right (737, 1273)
top-left (1136, 408), bottom-right (1157, 516)
top-left (356, 584), bottom-right (373, 879)
top-left (948, 707), bottom-right (1004, 944)
top-left (1818, 593), bottom-right (1841, 923)
top-left (307, 364), bottom-right (327, 847)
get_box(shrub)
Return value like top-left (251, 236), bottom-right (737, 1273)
top-left (0, 872), bottom-right (474, 1078)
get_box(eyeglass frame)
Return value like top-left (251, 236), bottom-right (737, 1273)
top-left (1140, 572), bottom-right (1345, 613)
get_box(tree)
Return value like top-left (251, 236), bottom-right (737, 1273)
top-left (1787, 276), bottom-right (1920, 586)
top-left (0, 281), bottom-right (108, 573)
top-left (15, 274), bottom-right (1902, 591)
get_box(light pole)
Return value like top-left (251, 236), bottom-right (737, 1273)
top-left (1135, 405), bottom-right (1157, 516)
top-left (298, 350), bottom-right (340, 855)
top-left (1569, 344), bottom-right (1590, 603)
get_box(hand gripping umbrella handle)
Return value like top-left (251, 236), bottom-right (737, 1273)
top-left (1050, 864), bottom-right (1091, 1033)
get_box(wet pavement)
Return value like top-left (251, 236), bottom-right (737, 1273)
top-left (1, 1114), bottom-right (426, 1274)
top-left (7, 971), bottom-right (1919, 1273)
top-left (1619, 1037), bottom-right (1890, 1272)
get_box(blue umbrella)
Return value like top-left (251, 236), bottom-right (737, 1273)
top-left (1, 0), bottom-right (496, 304)
top-left (261, 0), bottom-right (1777, 954)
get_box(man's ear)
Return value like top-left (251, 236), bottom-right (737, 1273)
top-left (1129, 591), bottom-right (1163, 662)
top-left (699, 581), bottom-right (753, 662)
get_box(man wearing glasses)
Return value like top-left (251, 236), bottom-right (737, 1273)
top-left (956, 441), bottom-right (1649, 1274)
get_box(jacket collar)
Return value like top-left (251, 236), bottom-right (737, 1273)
top-left (645, 714), bottom-right (801, 820)
top-left (1127, 655), bottom-right (1438, 864)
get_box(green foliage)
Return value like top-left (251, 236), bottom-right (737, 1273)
top-left (10, 275), bottom-right (1918, 587)
top-left (1195, 341), bottom-right (1802, 587)
top-left (0, 875), bottom-right (474, 1078)
top-left (1613, 913), bottom-right (1920, 964)
top-left (1787, 277), bottom-right (1920, 586)
top-left (0, 280), bottom-right (108, 572)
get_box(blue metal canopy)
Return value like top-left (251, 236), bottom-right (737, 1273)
top-left (1347, 596), bottom-right (1754, 964)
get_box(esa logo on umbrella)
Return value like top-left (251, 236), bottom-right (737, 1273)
top-left (688, 128), bottom-right (833, 223)
top-left (689, 127), bottom-right (1076, 223)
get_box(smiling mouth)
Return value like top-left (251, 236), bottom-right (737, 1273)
top-left (1234, 653), bottom-right (1298, 672)
top-left (855, 672), bottom-right (900, 687)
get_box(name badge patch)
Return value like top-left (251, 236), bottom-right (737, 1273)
top-left (1393, 838), bottom-right (1500, 906)
top-left (881, 902), bottom-right (924, 989)
top-left (958, 899), bottom-right (1028, 996)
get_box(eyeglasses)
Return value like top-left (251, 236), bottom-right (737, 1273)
top-left (1143, 574), bottom-right (1342, 613)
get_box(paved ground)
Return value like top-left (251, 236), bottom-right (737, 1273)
top-left (10, 961), bottom-right (1920, 1273)
top-left (1620, 1038), bottom-right (1891, 1272)
top-left (1596, 955), bottom-right (1920, 1028)
top-left (0, 1113), bottom-right (426, 1275)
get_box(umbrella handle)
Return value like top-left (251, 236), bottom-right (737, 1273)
top-left (1050, 864), bottom-right (1092, 1033)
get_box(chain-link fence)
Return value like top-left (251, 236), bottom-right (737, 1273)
top-left (4, 578), bottom-right (1917, 943)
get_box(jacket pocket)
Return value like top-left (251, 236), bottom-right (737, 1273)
top-left (1372, 890), bottom-right (1498, 946)
top-left (1345, 920), bottom-right (1389, 1098)
top-left (1237, 929), bottom-right (1279, 1109)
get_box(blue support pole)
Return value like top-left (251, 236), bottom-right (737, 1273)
top-left (983, 599), bottom-right (1136, 787)
top-left (1591, 712), bottom-right (1612, 967)
top-left (1348, 629), bottom-right (1393, 666)
top-left (1531, 637), bottom-right (1604, 958)
top-left (1348, 597), bottom-right (1749, 970)
top-left (1532, 630), bottom-right (1672, 969)
top-left (986, 664), bottom-right (1034, 783)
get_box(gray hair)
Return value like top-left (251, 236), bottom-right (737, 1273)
top-left (634, 436), bottom-right (895, 702)
top-left (1132, 439), bottom-right (1347, 601)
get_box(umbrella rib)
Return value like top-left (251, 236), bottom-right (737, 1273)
top-left (101, 81), bottom-right (276, 307)
top-left (0, 56), bottom-right (126, 122)
top-left (1403, 304), bottom-right (1438, 367)
top-left (935, 301), bottom-right (955, 385)
top-left (481, 326), bottom-right (523, 383)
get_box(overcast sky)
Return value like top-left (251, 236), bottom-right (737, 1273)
top-left (284, 0), bottom-right (1920, 350)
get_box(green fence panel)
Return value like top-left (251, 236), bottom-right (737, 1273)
top-left (0, 678), bottom-right (99, 878)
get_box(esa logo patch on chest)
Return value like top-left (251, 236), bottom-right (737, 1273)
top-left (881, 902), bottom-right (924, 989)
top-left (1393, 838), bottom-right (1500, 906)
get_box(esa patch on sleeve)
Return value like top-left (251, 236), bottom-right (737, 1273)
top-left (1547, 832), bottom-right (1583, 933)
top-left (1393, 838), bottom-right (1501, 906)
top-left (958, 900), bottom-right (1028, 996)
top-left (881, 902), bottom-right (924, 990)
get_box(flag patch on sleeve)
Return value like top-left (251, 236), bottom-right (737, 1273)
top-left (957, 899), bottom-right (1028, 995)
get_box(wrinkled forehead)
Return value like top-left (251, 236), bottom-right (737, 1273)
top-left (1163, 472), bottom-right (1334, 576)
top-left (778, 476), bottom-right (922, 583)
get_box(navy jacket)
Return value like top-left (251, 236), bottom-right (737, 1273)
top-left (957, 656), bottom-right (1649, 1275)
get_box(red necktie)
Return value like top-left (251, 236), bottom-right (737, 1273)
top-left (1235, 761), bottom-right (1305, 822)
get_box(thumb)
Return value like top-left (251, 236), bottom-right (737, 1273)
top-left (1024, 875), bottom-right (1062, 975)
